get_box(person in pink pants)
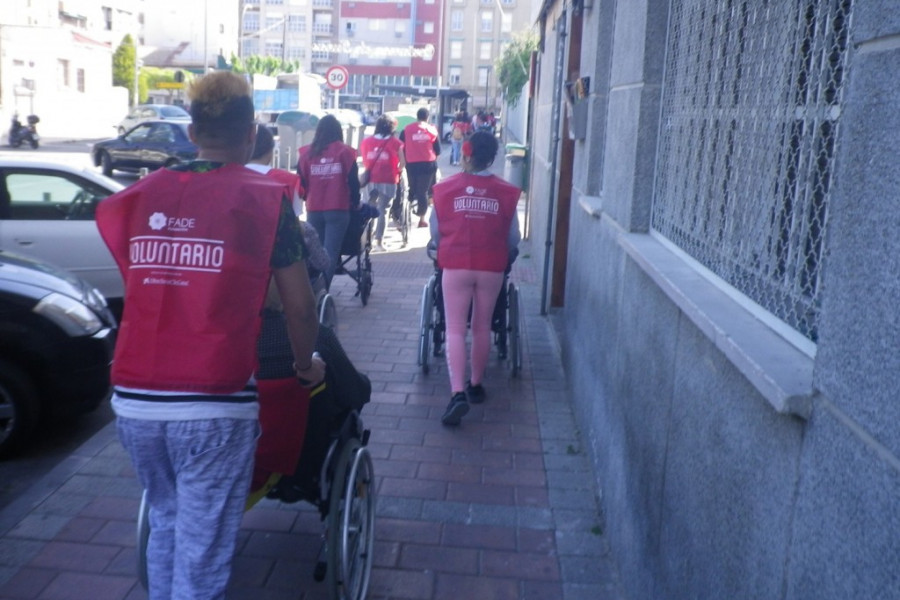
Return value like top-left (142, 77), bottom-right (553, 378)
top-left (429, 131), bottom-right (521, 426)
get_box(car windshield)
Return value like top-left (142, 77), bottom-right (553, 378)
top-left (159, 106), bottom-right (189, 118)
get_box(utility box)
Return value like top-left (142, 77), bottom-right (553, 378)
top-left (504, 143), bottom-right (528, 191)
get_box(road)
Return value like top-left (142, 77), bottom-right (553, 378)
top-left (0, 137), bottom-right (130, 512)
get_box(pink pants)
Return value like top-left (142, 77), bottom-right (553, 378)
top-left (441, 269), bottom-right (505, 393)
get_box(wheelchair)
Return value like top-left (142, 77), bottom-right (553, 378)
top-left (334, 204), bottom-right (376, 305)
top-left (136, 326), bottom-right (375, 600)
top-left (313, 271), bottom-right (338, 328)
top-left (417, 249), bottom-right (522, 377)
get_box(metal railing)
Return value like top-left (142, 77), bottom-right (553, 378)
top-left (651, 0), bottom-right (853, 342)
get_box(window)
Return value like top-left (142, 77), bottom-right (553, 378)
top-left (57, 59), bottom-right (70, 87)
top-left (267, 0), bottom-right (284, 4)
top-left (479, 41), bottom-right (491, 60)
top-left (477, 66), bottom-right (490, 86)
top-left (451, 9), bottom-right (463, 31)
top-left (501, 12), bottom-right (512, 33)
top-left (244, 12), bottom-right (259, 31)
top-left (287, 45), bottom-right (306, 59)
top-left (242, 38), bottom-right (259, 56)
top-left (450, 40), bottom-right (463, 59)
top-left (77, 68), bottom-right (85, 93)
top-left (265, 42), bottom-right (283, 56)
top-left (6, 172), bottom-right (112, 221)
top-left (651, 0), bottom-right (853, 341)
top-left (266, 16), bottom-right (284, 30)
top-left (101, 6), bottom-right (112, 30)
top-left (287, 14), bottom-right (306, 32)
top-left (480, 10), bottom-right (493, 32)
top-left (501, 0), bottom-right (514, 4)
top-left (424, 21), bottom-right (434, 34)
top-left (449, 66), bottom-right (461, 85)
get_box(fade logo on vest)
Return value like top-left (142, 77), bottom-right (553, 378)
top-left (148, 211), bottom-right (197, 233)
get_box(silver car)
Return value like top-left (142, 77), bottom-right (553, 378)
top-left (117, 104), bottom-right (190, 135)
top-left (0, 158), bottom-right (124, 308)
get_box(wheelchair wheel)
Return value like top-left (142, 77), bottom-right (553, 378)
top-left (137, 490), bottom-right (150, 590)
top-left (319, 292), bottom-right (338, 328)
top-left (418, 275), bottom-right (435, 373)
top-left (326, 438), bottom-right (376, 600)
top-left (359, 257), bottom-right (373, 306)
top-left (508, 283), bottom-right (521, 377)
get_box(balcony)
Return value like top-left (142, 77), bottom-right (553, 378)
top-left (312, 0), bottom-right (333, 6)
top-left (312, 24), bottom-right (333, 34)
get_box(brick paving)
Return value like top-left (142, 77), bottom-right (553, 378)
top-left (0, 153), bottom-right (626, 600)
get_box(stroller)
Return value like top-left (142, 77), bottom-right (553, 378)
top-left (334, 203), bottom-right (377, 305)
top-left (136, 321), bottom-right (375, 600)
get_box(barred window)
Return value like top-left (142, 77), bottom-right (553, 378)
top-left (651, 0), bottom-right (852, 342)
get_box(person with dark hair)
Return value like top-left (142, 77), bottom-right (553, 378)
top-left (359, 114), bottom-right (405, 251)
top-left (399, 107), bottom-right (441, 228)
top-left (429, 131), bottom-right (521, 426)
top-left (449, 110), bottom-right (471, 166)
top-left (248, 124), bottom-right (330, 277)
top-left (297, 114), bottom-right (360, 287)
top-left (96, 71), bottom-right (324, 599)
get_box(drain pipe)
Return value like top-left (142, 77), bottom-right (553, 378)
top-left (540, 9), bottom-right (567, 316)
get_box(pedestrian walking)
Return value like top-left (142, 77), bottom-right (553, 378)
top-left (449, 110), bottom-right (471, 166)
top-left (429, 131), bottom-right (521, 426)
top-left (297, 114), bottom-right (361, 287)
top-left (95, 71), bottom-right (325, 599)
top-left (359, 114), bottom-right (405, 251)
top-left (400, 107), bottom-right (441, 228)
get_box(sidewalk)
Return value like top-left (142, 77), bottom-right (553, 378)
top-left (0, 150), bottom-right (626, 600)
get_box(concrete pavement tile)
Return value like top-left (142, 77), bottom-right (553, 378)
top-left (369, 566), bottom-right (434, 599)
top-left (0, 565), bottom-right (55, 598)
top-left (6, 514), bottom-right (71, 541)
top-left (399, 543), bottom-right (479, 574)
top-left (482, 548), bottom-right (561, 580)
top-left (374, 495), bottom-right (423, 520)
top-left (433, 573), bottom-right (519, 600)
top-left (441, 523), bottom-right (517, 551)
top-left (29, 540), bottom-right (120, 572)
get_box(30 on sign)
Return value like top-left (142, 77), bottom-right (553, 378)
top-left (326, 66), bottom-right (349, 90)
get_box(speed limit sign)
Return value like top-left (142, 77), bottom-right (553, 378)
top-left (325, 65), bottom-right (349, 90)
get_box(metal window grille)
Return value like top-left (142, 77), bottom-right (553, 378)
top-left (651, 0), bottom-right (852, 342)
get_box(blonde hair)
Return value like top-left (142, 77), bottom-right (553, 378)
top-left (187, 72), bottom-right (254, 145)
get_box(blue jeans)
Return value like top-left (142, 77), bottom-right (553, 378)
top-left (368, 183), bottom-right (397, 242)
top-left (118, 417), bottom-right (259, 600)
top-left (307, 209), bottom-right (351, 288)
top-left (450, 139), bottom-right (462, 164)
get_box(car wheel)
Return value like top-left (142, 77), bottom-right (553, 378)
top-left (0, 360), bottom-right (40, 459)
top-left (99, 151), bottom-right (113, 177)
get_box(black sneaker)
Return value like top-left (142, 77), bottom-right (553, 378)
top-left (465, 381), bottom-right (486, 404)
top-left (441, 392), bottom-right (469, 426)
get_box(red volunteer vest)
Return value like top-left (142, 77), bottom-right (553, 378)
top-left (360, 135), bottom-right (403, 184)
top-left (433, 173), bottom-right (520, 272)
top-left (402, 121), bottom-right (438, 163)
top-left (96, 163), bottom-right (287, 393)
top-left (266, 167), bottom-right (304, 199)
top-left (298, 141), bottom-right (357, 211)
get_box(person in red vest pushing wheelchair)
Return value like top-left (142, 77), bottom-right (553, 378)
top-left (96, 71), bottom-right (324, 599)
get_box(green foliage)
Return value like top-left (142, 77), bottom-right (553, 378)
top-left (112, 34), bottom-right (137, 104)
top-left (496, 31), bottom-right (538, 108)
top-left (229, 53), bottom-right (302, 77)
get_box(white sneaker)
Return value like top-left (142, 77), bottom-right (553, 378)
top-left (374, 243), bottom-right (386, 252)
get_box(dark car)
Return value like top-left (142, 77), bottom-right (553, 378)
top-left (0, 250), bottom-right (117, 458)
top-left (92, 121), bottom-right (198, 177)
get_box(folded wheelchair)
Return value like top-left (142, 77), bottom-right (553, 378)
top-left (136, 324), bottom-right (375, 600)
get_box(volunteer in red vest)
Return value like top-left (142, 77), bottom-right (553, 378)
top-left (449, 110), bottom-right (470, 166)
top-left (429, 131), bottom-right (521, 426)
top-left (359, 114), bottom-right (405, 251)
top-left (400, 107), bottom-right (441, 228)
top-left (246, 123), bottom-right (305, 216)
top-left (96, 71), bottom-right (325, 599)
top-left (298, 114), bottom-right (360, 287)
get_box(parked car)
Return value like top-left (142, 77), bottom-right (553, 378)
top-left (117, 104), bottom-right (191, 135)
top-left (0, 249), bottom-right (117, 458)
top-left (0, 158), bottom-right (124, 307)
top-left (92, 121), bottom-right (198, 177)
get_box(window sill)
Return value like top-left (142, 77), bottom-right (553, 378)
top-left (608, 225), bottom-right (816, 418)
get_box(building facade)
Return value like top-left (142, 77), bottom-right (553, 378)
top-left (524, 0), bottom-right (900, 598)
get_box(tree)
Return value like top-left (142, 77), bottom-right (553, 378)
top-left (496, 31), bottom-right (538, 108)
top-left (229, 52), bottom-right (302, 77)
top-left (112, 34), bottom-right (139, 105)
